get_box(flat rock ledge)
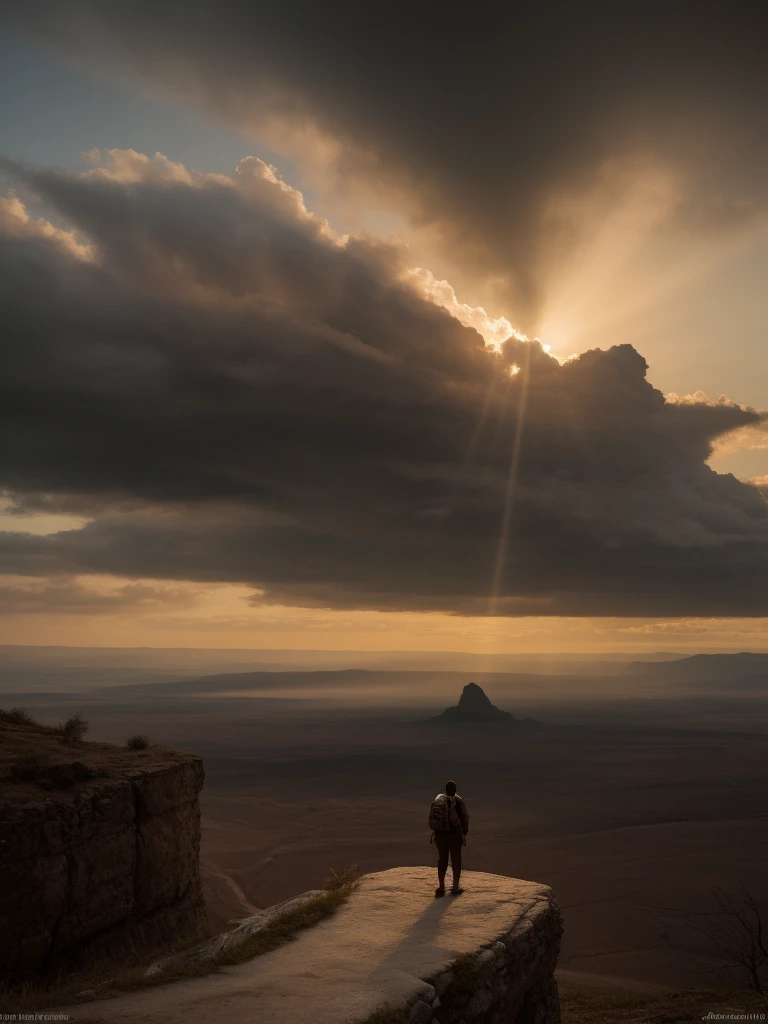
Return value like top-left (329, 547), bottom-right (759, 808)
top-left (60, 867), bottom-right (562, 1024)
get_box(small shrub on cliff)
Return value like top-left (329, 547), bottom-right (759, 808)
top-left (59, 712), bottom-right (89, 744)
top-left (324, 864), bottom-right (360, 890)
top-left (127, 734), bottom-right (150, 750)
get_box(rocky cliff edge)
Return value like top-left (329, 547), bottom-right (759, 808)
top-left (61, 866), bottom-right (562, 1024)
top-left (0, 718), bottom-right (206, 981)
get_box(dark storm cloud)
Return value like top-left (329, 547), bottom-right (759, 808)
top-left (1, 155), bottom-right (767, 616)
top-left (7, 0), bottom-right (768, 323)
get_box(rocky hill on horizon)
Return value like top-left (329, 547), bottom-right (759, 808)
top-left (429, 682), bottom-right (539, 726)
top-left (629, 651), bottom-right (768, 687)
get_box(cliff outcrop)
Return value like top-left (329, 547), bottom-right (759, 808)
top-left (0, 717), bottom-right (207, 982)
top-left (60, 867), bottom-right (562, 1024)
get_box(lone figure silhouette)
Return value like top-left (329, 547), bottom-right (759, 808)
top-left (428, 780), bottom-right (470, 897)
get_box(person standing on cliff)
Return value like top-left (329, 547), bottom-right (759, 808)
top-left (429, 780), bottom-right (470, 897)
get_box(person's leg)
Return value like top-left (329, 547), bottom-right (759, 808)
top-left (435, 834), bottom-right (449, 894)
top-left (450, 832), bottom-right (463, 892)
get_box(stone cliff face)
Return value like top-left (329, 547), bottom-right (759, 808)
top-left (0, 722), bottom-right (207, 982)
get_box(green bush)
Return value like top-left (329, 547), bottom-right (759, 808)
top-left (127, 734), bottom-right (150, 750)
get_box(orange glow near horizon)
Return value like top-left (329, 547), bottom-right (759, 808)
top-left (0, 574), bottom-right (766, 654)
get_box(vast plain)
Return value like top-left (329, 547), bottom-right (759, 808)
top-left (2, 645), bottom-right (766, 994)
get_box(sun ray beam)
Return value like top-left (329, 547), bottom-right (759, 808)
top-left (488, 345), bottom-right (532, 615)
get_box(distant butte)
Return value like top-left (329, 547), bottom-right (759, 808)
top-left (429, 682), bottom-right (537, 726)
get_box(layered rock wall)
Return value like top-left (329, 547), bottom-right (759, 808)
top-left (404, 905), bottom-right (561, 1024)
top-left (1, 746), bottom-right (206, 981)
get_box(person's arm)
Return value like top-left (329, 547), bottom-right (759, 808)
top-left (459, 798), bottom-right (469, 835)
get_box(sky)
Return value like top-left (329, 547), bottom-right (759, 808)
top-left (1, 2), bottom-right (767, 653)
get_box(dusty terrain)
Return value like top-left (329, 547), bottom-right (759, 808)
top-left (2, 653), bottom-right (766, 992)
top-left (192, 713), bottom-right (767, 990)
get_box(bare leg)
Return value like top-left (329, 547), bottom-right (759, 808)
top-left (437, 854), bottom-right (448, 890)
top-left (450, 835), bottom-right (463, 891)
top-left (436, 835), bottom-right (449, 893)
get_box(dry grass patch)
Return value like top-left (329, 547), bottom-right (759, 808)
top-left (217, 886), bottom-right (351, 967)
top-left (0, 707), bottom-right (90, 743)
top-left (123, 868), bottom-right (360, 991)
top-left (561, 986), bottom-right (768, 1024)
top-left (143, 888), bottom-right (352, 985)
top-left (0, 707), bottom-right (48, 729)
top-left (324, 863), bottom-right (360, 890)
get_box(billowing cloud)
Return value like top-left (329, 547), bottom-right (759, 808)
top-left (7, 1), bottom-right (768, 325)
top-left (0, 193), bottom-right (93, 259)
top-left (0, 151), bottom-right (767, 616)
top-left (0, 577), bottom-right (200, 614)
top-left (746, 476), bottom-right (768, 501)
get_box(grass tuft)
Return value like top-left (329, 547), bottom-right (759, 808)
top-left (324, 863), bottom-right (360, 890)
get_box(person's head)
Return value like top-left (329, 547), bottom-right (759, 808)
top-left (445, 780), bottom-right (457, 796)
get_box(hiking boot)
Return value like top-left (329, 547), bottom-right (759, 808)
top-left (435, 886), bottom-right (445, 898)
top-left (450, 887), bottom-right (464, 895)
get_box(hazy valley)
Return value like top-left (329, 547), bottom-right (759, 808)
top-left (3, 645), bottom-right (766, 994)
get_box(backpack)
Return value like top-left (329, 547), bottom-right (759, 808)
top-left (428, 793), bottom-right (461, 832)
